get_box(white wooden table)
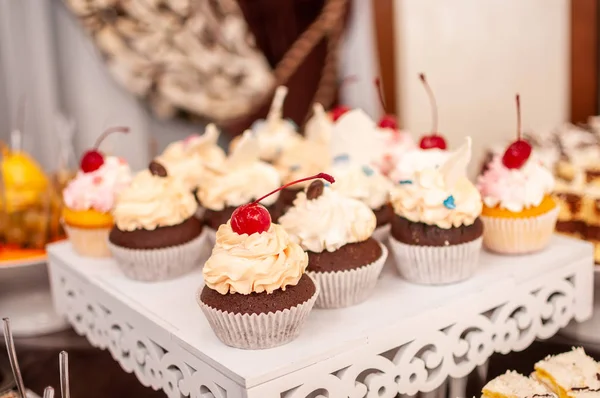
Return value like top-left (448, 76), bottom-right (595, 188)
top-left (47, 236), bottom-right (594, 398)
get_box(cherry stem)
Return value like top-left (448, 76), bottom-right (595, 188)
top-left (515, 94), bottom-right (521, 141)
top-left (374, 78), bottom-right (388, 113)
top-left (252, 173), bottom-right (335, 204)
top-left (93, 126), bottom-right (130, 149)
top-left (419, 73), bottom-right (438, 134)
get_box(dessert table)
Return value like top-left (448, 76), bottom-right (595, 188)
top-left (47, 235), bottom-right (594, 398)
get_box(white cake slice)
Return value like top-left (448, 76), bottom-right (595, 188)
top-left (482, 370), bottom-right (555, 398)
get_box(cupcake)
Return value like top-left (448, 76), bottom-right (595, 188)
top-left (275, 104), bottom-right (331, 208)
top-left (477, 95), bottom-right (558, 254)
top-left (279, 179), bottom-right (388, 308)
top-left (62, 127), bottom-right (132, 257)
top-left (198, 175), bottom-right (326, 349)
top-left (329, 159), bottom-right (394, 241)
top-left (389, 147), bottom-right (449, 183)
top-left (108, 161), bottom-right (207, 281)
top-left (198, 131), bottom-right (283, 238)
top-left (229, 86), bottom-right (302, 163)
top-left (389, 137), bottom-right (483, 285)
top-left (155, 123), bottom-right (225, 192)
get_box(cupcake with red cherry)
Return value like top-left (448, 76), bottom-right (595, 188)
top-left (275, 103), bottom-right (332, 208)
top-left (279, 179), bottom-right (388, 308)
top-left (198, 131), bottom-right (283, 240)
top-left (229, 86), bottom-right (302, 163)
top-left (198, 175), bottom-right (325, 349)
top-left (62, 127), bottom-right (132, 257)
top-left (389, 137), bottom-right (483, 285)
top-left (108, 161), bottom-right (207, 281)
top-left (477, 95), bottom-right (557, 254)
top-left (155, 123), bottom-right (225, 193)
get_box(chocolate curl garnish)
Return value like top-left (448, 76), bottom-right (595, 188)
top-left (306, 180), bottom-right (325, 200)
top-left (149, 160), bottom-right (168, 177)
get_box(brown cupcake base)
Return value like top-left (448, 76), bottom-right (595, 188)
top-left (374, 203), bottom-right (394, 227)
top-left (108, 216), bottom-right (203, 250)
top-left (391, 215), bottom-right (484, 247)
top-left (307, 238), bottom-right (383, 273)
top-left (200, 273), bottom-right (316, 315)
top-left (203, 202), bottom-right (283, 230)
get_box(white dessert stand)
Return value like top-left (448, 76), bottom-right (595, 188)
top-left (0, 258), bottom-right (69, 337)
top-left (559, 266), bottom-right (600, 345)
top-left (47, 235), bottom-right (594, 398)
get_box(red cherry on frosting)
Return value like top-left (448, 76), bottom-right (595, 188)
top-left (80, 126), bottom-right (129, 173)
top-left (502, 94), bottom-right (532, 169)
top-left (417, 73), bottom-right (447, 150)
top-left (230, 172), bottom-right (336, 235)
top-left (374, 78), bottom-right (398, 130)
top-left (331, 105), bottom-right (350, 121)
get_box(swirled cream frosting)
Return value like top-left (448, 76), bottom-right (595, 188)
top-left (390, 138), bottom-right (482, 229)
top-left (203, 222), bottom-right (308, 295)
top-left (156, 124), bottom-right (226, 190)
top-left (329, 162), bottom-right (393, 210)
top-left (113, 169), bottom-right (197, 231)
top-left (279, 186), bottom-right (376, 253)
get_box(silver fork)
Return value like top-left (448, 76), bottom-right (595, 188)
top-left (2, 318), bottom-right (26, 398)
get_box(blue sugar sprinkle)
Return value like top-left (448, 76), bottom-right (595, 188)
top-left (333, 154), bottom-right (350, 163)
top-left (362, 165), bottom-right (374, 176)
top-left (324, 182), bottom-right (331, 187)
top-left (289, 164), bottom-right (301, 171)
top-left (398, 180), bottom-right (412, 185)
top-left (443, 195), bottom-right (456, 210)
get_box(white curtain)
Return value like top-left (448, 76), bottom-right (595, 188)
top-left (0, 0), bottom-right (379, 171)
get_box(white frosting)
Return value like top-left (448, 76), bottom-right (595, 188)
top-left (389, 148), bottom-right (449, 182)
top-left (329, 162), bottom-right (393, 210)
top-left (330, 109), bottom-right (387, 167)
top-left (279, 186), bottom-right (376, 253)
top-left (197, 131), bottom-right (281, 210)
top-left (477, 155), bottom-right (555, 212)
top-left (534, 348), bottom-right (600, 393)
top-left (482, 371), bottom-right (554, 398)
top-left (305, 103), bottom-right (332, 145)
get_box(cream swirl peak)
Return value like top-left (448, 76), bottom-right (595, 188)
top-left (279, 183), bottom-right (376, 253)
top-left (329, 161), bottom-right (393, 210)
top-left (246, 86), bottom-right (302, 162)
top-left (203, 222), bottom-right (308, 295)
top-left (63, 156), bottom-right (131, 212)
top-left (390, 137), bottom-right (482, 229)
top-left (112, 166), bottom-right (197, 231)
top-left (156, 124), bottom-right (226, 190)
top-left (477, 154), bottom-right (555, 212)
top-left (197, 131), bottom-right (281, 210)
top-left (305, 103), bottom-right (332, 146)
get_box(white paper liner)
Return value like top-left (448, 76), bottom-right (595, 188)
top-left (63, 224), bottom-right (112, 258)
top-left (307, 242), bottom-right (387, 308)
top-left (481, 207), bottom-right (559, 254)
top-left (372, 224), bottom-right (391, 243)
top-left (390, 237), bottom-right (483, 285)
top-left (108, 228), bottom-right (208, 282)
top-left (197, 277), bottom-right (319, 350)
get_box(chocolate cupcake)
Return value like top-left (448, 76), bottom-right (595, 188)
top-left (198, 175), bottom-right (328, 350)
top-left (279, 180), bottom-right (388, 308)
top-left (328, 159), bottom-right (394, 241)
top-left (108, 161), bottom-right (208, 281)
top-left (389, 137), bottom-right (483, 285)
top-left (197, 131), bottom-right (283, 241)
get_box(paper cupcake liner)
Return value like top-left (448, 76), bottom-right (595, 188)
top-left (390, 237), bottom-right (483, 285)
top-left (197, 278), bottom-right (319, 350)
top-left (372, 224), bottom-right (391, 243)
top-left (308, 242), bottom-right (388, 309)
top-left (108, 228), bottom-right (208, 282)
top-left (481, 207), bottom-right (559, 254)
top-left (63, 224), bottom-right (112, 258)
top-left (206, 227), bottom-right (217, 247)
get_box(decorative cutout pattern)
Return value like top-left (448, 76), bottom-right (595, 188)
top-left (50, 258), bottom-right (588, 398)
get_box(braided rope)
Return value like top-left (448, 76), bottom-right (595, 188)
top-left (272, 0), bottom-right (349, 86)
